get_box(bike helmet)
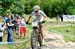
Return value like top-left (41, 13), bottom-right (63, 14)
top-left (33, 5), bottom-right (40, 11)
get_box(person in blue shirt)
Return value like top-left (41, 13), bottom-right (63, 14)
top-left (3, 15), bottom-right (8, 23)
top-left (6, 15), bottom-right (14, 42)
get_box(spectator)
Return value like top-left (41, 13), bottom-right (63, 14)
top-left (0, 23), bottom-right (6, 42)
top-left (6, 15), bottom-right (14, 42)
top-left (16, 16), bottom-right (21, 35)
top-left (11, 14), bottom-right (17, 32)
top-left (3, 15), bottom-right (9, 34)
top-left (20, 17), bottom-right (26, 38)
top-left (60, 15), bottom-right (63, 22)
top-left (3, 15), bottom-right (8, 23)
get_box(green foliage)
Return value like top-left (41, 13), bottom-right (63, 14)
top-left (0, 0), bottom-right (3, 15)
top-left (24, 0), bottom-right (75, 18)
top-left (68, 8), bottom-right (75, 15)
top-left (0, 0), bottom-right (25, 15)
top-left (0, 0), bottom-right (75, 17)
top-left (25, 0), bottom-right (31, 14)
top-left (50, 1), bottom-right (62, 18)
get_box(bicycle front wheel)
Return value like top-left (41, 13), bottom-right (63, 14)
top-left (31, 30), bottom-right (39, 49)
top-left (38, 32), bottom-right (42, 47)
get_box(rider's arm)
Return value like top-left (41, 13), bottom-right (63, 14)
top-left (27, 16), bottom-right (32, 23)
top-left (27, 11), bottom-right (34, 23)
top-left (44, 16), bottom-right (47, 20)
top-left (40, 10), bottom-right (47, 20)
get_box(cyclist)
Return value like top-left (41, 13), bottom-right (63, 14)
top-left (26, 5), bottom-right (47, 45)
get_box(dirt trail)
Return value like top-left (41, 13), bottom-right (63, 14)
top-left (42, 30), bottom-right (75, 49)
top-left (41, 23), bottom-right (75, 49)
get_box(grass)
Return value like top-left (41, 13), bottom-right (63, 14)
top-left (50, 25), bottom-right (75, 42)
top-left (0, 25), bottom-right (32, 49)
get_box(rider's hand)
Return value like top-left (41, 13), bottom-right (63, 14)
top-left (26, 21), bottom-right (29, 24)
top-left (42, 21), bottom-right (46, 23)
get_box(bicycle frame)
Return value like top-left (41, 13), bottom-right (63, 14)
top-left (31, 22), bottom-right (43, 49)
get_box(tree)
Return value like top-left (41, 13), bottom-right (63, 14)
top-left (0, 0), bottom-right (75, 17)
top-left (25, 0), bottom-right (41, 14)
top-left (0, 0), bottom-right (3, 15)
top-left (0, 0), bottom-right (25, 15)
top-left (25, 0), bottom-right (31, 14)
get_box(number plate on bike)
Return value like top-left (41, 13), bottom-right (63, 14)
top-left (32, 22), bottom-right (38, 27)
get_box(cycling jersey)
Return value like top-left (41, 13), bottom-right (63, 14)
top-left (30, 10), bottom-right (46, 22)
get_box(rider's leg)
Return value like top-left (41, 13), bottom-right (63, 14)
top-left (40, 25), bottom-right (45, 45)
top-left (40, 25), bottom-right (44, 40)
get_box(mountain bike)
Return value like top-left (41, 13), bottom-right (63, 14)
top-left (31, 21), bottom-right (45, 49)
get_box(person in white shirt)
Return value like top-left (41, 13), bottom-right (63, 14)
top-left (0, 23), bottom-right (6, 42)
top-left (26, 5), bottom-right (47, 45)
